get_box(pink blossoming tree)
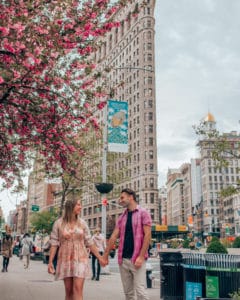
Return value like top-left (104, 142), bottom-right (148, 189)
top-left (0, 0), bottom-right (128, 189)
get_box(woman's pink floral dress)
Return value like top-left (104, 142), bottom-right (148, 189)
top-left (50, 217), bottom-right (93, 280)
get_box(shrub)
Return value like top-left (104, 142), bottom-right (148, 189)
top-left (182, 239), bottom-right (190, 248)
top-left (206, 240), bottom-right (228, 254)
top-left (232, 237), bottom-right (240, 248)
top-left (229, 288), bottom-right (240, 299)
top-left (211, 236), bottom-right (219, 242)
top-left (169, 240), bottom-right (179, 249)
top-left (221, 237), bottom-right (232, 248)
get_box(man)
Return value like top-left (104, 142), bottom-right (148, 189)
top-left (103, 188), bottom-right (152, 300)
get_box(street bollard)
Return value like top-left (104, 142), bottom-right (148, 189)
top-left (146, 262), bottom-right (152, 288)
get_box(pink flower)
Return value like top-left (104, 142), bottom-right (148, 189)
top-left (0, 76), bottom-right (4, 84)
top-left (11, 23), bottom-right (25, 33)
top-left (0, 27), bottom-right (9, 36)
top-left (6, 144), bottom-right (13, 150)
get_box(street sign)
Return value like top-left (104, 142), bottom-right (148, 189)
top-left (32, 204), bottom-right (40, 212)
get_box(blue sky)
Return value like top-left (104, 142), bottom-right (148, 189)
top-left (1, 0), bottom-right (240, 217)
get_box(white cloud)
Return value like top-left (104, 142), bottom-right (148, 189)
top-left (155, 0), bottom-right (240, 185)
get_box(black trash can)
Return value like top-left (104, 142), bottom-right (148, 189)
top-left (182, 253), bottom-right (206, 300)
top-left (205, 254), bottom-right (240, 298)
top-left (160, 251), bottom-right (183, 300)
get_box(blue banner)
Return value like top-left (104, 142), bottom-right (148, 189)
top-left (107, 100), bottom-right (128, 153)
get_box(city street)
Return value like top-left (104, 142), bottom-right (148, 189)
top-left (0, 255), bottom-right (160, 300)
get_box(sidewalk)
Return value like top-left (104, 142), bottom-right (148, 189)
top-left (0, 255), bottom-right (160, 300)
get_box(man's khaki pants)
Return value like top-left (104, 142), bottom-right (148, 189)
top-left (119, 258), bottom-right (149, 300)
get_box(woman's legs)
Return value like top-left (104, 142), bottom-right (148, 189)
top-left (73, 277), bottom-right (85, 300)
top-left (2, 256), bottom-right (7, 272)
top-left (26, 254), bottom-right (30, 268)
top-left (64, 277), bottom-right (74, 300)
top-left (96, 251), bottom-right (103, 280)
top-left (5, 257), bottom-right (9, 271)
top-left (23, 255), bottom-right (28, 268)
top-left (91, 254), bottom-right (96, 279)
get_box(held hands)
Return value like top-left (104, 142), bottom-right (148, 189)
top-left (98, 255), bottom-right (108, 267)
top-left (48, 263), bottom-right (55, 275)
top-left (102, 253), bottom-right (109, 266)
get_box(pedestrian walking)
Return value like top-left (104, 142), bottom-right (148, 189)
top-left (103, 188), bottom-right (152, 300)
top-left (48, 198), bottom-right (106, 300)
top-left (1, 225), bottom-right (13, 272)
top-left (21, 233), bottom-right (33, 269)
top-left (91, 227), bottom-right (106, 281)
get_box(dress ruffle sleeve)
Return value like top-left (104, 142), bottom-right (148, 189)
top-left (50, 218), bottom-right (61, 247)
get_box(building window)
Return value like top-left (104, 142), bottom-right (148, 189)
top-left (149, 150), bottom-right (154, 159)
top-left (150, 209), bottom-right (154, 219)
top-left (150, 178), bottom-right (154, 188)
top-left (150, 193), bottom-right (154, 203)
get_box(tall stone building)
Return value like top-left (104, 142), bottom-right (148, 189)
top-left (81, 0), bottom-right (159, 233)
top-left (198, 112), bottom-right (240, 236)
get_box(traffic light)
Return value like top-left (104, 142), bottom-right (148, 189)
top-left (102, 198), bottom-right (108, 206)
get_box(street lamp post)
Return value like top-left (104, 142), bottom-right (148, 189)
top-left (96, 65), bottom-right (154, 237)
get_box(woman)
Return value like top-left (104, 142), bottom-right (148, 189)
top-left (48, 199), bottom-right (106, 300)
top-left (1, 226), bottom-right (13, 272)
top-left (91, 227), bottom-right (106, 281)
top-left (21, 233), bottom-right (33, 269)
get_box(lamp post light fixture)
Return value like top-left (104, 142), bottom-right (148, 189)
top-left (95, 183), bottom-right (113, 194)
top-left (95, 182), bottom-right (114, 239)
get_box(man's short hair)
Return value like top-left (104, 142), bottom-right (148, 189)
top-left (121, 188), bottom-right (137, 201)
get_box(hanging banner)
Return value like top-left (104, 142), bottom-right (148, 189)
top-left (107, 100), bottom-right (128, 153)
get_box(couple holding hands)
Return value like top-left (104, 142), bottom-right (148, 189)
top-left (48, 188), bottom-right (152, 300)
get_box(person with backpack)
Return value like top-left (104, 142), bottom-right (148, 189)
top-left (21, 233), bottom-right (33, 269)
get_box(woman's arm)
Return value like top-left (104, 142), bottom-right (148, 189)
top-left (89, 243), bottom-right (106, 267)
top-left (48, 245), bottom-right (58, 274)
top-left (48, 219), bottom-right (60, 274)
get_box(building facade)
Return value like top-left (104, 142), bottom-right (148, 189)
top-left (198, 113), bottom-right (240, 236)
top-left (166, 165), bottom-right (192, 227)
top-left (81, 0), bottom-right (159, 234)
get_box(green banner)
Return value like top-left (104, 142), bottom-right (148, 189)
top-left (206, 276), bottom-right (219, 298)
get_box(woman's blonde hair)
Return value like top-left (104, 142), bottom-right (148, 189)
top-left (62, 198), bottom-right (80, 224)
